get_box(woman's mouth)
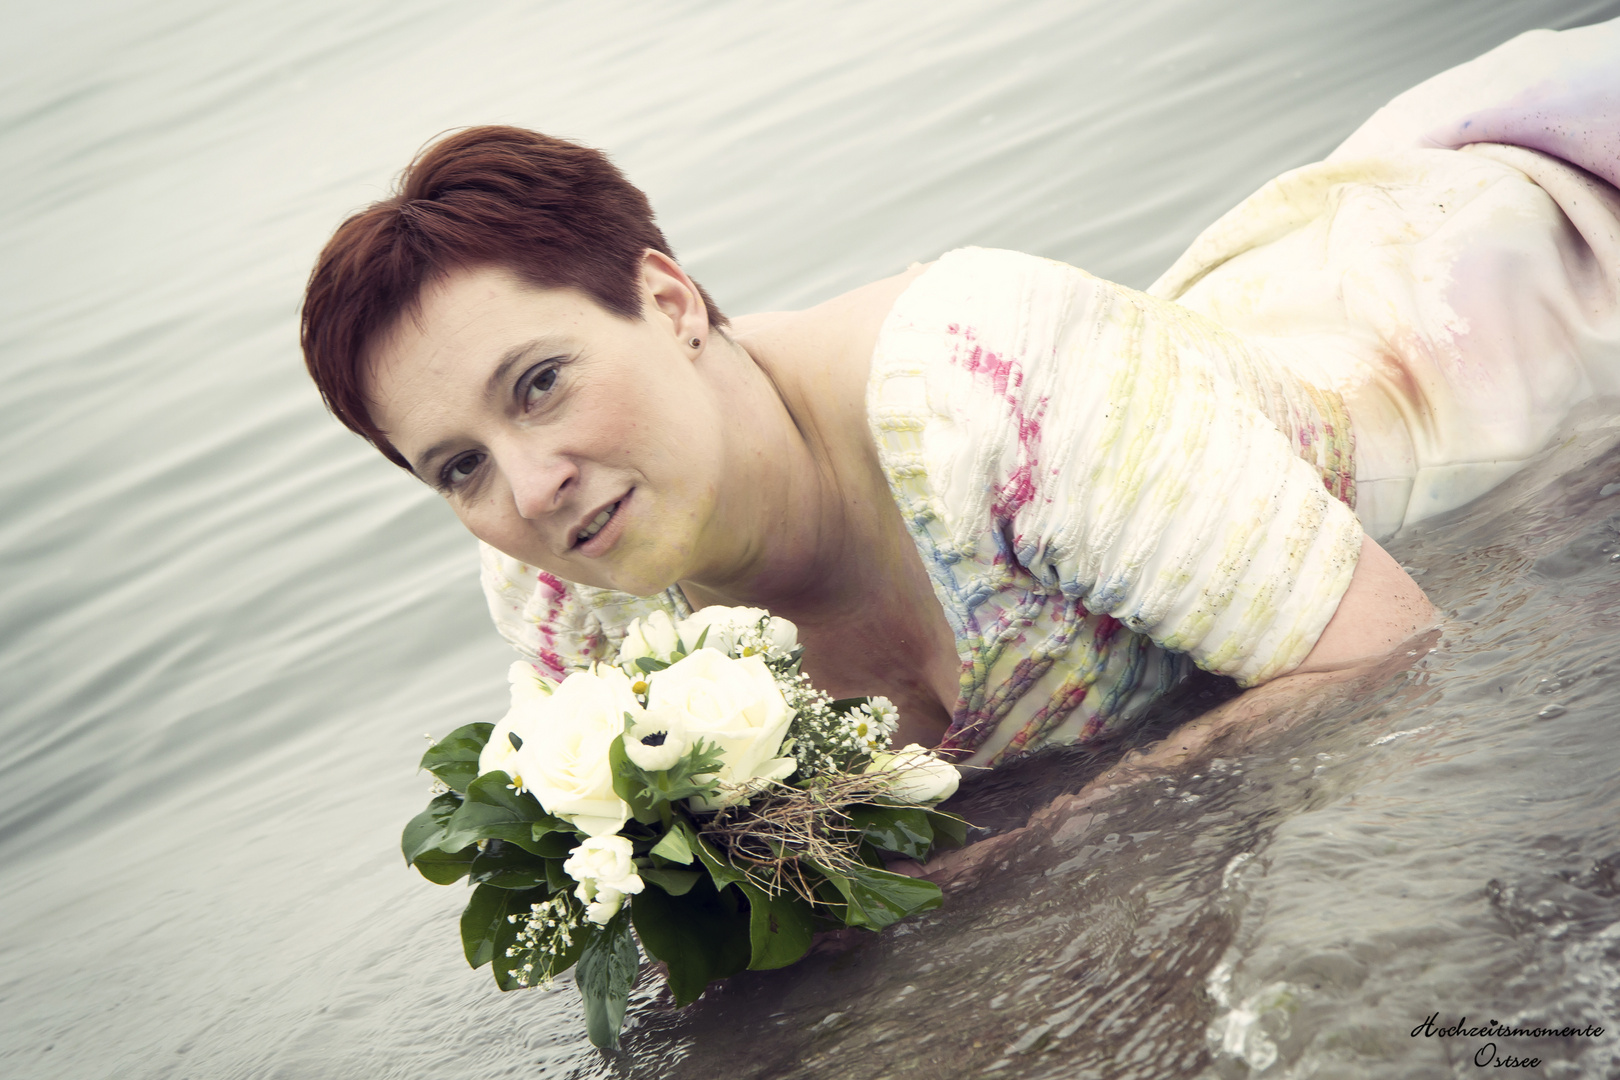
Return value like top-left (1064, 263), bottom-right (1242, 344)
top-left (573, 494), bottom-right (628, 554)
top-left (577, 502), bottom-right (618, 543)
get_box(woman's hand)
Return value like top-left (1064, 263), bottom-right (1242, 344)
top-left (884, 609), bottom-right (1441, 894)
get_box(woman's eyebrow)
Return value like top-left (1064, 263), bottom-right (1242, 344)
top-left (484, 337), bottom-right (564, 402)
top-left (409, 337), bottom-right (569, 478)
top-left (409, 438), bottom-right (457, 481)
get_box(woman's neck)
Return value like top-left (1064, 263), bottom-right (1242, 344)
top-left (676, 328), bottom-right (872, 619)
top-left (679, 265), bottom-right (929, 614)
top-left (677, 267), bottom-right (961, 740)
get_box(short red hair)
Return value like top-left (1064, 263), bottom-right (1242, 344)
top-left (300, 125), bottom-right (724, 469)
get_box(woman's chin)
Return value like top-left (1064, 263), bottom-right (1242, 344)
top-left (576, 555), bottom-right (685, 599)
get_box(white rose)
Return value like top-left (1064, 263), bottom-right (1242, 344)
top-left (646, 650), bottom-right (796, 808)
top-left (509, 660), bottom-right (557, 704)
top-left (622, 704), bottom-right (691, 772)
top-left (564, 835), bottom-right (644, 925)
top-left (478, 662), bottom-right (558, 779)
top-left (617, 610), bottom-right (681, 673)
top-left (865, 743), bottom-right (961, 803)
top-left (507, 665), bottom-right (639, 836)
top-left (674, 605), bottom-right (769, 656)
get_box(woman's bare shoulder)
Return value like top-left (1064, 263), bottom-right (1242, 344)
top-left (728, 261), bottom-right (932, 357)
top-left (724, 262), bottom-right (933, 436)
top-left (726, 261), bottom-right (934, 455)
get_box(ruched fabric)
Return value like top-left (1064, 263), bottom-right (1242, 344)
top-left (1153, 20), bottom-right (1620, 539)
top-left (868, 249), bottom-right (1362, 761)
top-left (480, 547), bottom-right (689, 683)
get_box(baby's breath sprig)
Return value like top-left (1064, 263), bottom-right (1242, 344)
top-left (504, 893), bottom-right (585, 989)
top-left (780, 676), bottom-right (898, 778)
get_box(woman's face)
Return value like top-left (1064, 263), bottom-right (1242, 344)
top-left (365, 259), bottom-right (725, 597)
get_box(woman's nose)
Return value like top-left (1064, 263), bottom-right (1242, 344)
top-left (503, 447), bottom-right (578, 522)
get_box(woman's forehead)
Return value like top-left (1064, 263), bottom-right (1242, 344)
top-left (411, 266), bottom-right (594, 345)
top-left (363, 267), bottom-right (641, 461)
top-left (366, 271), bottom-right (583, 406)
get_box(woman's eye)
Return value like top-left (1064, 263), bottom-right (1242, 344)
top-left (441, 451), bottom-right (485, 489)
top-left (522, 364), bottom-right (559, 408)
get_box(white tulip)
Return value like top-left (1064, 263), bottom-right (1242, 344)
top-left (478, 662), bottom-right (558, 781)
top-left (579, 886), bottom-right (630, 926)
top-left (507, 665), bottom-right (640, 837)
top-left (617, 610), bottom-right (681, 673)
top-left (675, 605), bottom-right (802, 659)
top-left (622, 705), bottom-right (691, 772)
top-left (865, 743), bottom-right (961, 803)
top-left (763, 616), bottom-right (799, 657)
top-left (564, 835), bottom-right (644, 925)
top-left (646, 650), bottom-right (797, 809)
top-left (674, 605), bottom-right (767, 656)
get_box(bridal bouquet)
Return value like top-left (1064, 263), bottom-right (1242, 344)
top-left (402, 605), bottom-right (965, 1047)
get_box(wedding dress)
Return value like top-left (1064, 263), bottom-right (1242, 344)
top-left (481, 18), bottom-right (1620, 764)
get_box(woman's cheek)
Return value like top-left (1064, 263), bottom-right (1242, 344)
top-left (462, 506), bottom-right (549, 570)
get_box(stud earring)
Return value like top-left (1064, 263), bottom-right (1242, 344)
top-left (689, 336), bottom-right (702, 349)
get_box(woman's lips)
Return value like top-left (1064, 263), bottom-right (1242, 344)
top-left (573, 491), bottom-right (630, 557)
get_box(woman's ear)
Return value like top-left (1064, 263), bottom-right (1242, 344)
top-left (639, 249), bottom-right (709, 351)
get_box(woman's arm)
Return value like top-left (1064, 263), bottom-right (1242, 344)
top-left (1288, 534), bottom-right (1435, 677)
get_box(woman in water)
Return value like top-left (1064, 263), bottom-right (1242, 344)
top-left (301, 19), bottom-right (1617, 767)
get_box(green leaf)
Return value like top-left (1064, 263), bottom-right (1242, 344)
top-left (524, 827), bottom-right (581, 859)
top-left (631, 875), bottom-right (750, 1005)
top-left (738, 883), bottom-right (816, 971)
top-left (459, 883), bottom-right (539, 969)
top-left (607, 734), bottom-right (660, 824)
top-left (615, 738), bottom-right (725, 811)
top-left (441, 772), bottom-right (571, 854)
top-left (652, 737), bottom-right (727, 803)
top-left (576, 910), bottom-right (640, 1048)
top-left (693, 835), bottom-right (747, 891)
top-left (495, 891), bottom-right (590, 991)
top-left (420, 723), bottom-right (495, 793)
top-left (847, 805), bottom-right (934, 859)
top-left (812, 879), bottom-right (850, 922)
top-left (608, 732), bottom-right (636, 804)
top-left (545, 856), bottom-right (572, 893)
top-left (818, 863), bottom-right (943, 930)
top-left (402, 791), bottom-right (462, 864)
top-left (634, 656), bottom-right (670, 673)
top-left (639, 868), bottom-right (702, 895)
top-left (649, 822), bottom-right (695, 865)
top-left (924, 808), bottom-right (970, 849)
top-left (469, 841), bottom-right (555, 890)
top-left (411, 843), bottom-right (477, 884)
